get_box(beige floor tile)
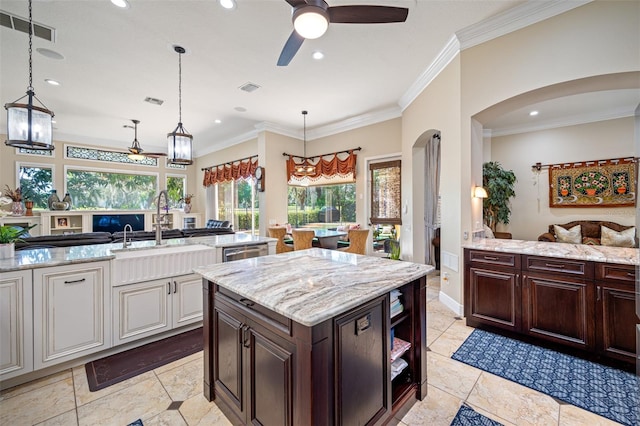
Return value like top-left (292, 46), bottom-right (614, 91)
top-left (427, 299), bottom-right (457, 317)
top-left (559, 404), bottom-right (621, 425)
top-left (0, 376), bottom-right (76, 425)
top-left (180, 393), bottom-right (232, 426)
top-left (0, 369), bottom-right (72, 402)
top-left (426, 286), bottom-right (439, 301)
top-left (77, 377), bottom-right (171, 426)
top-left (429, 320), bottom-right (474, 357)
top-left (153, 351), bottom-right (203, 376)
top-left (35, 409), bottom-right (79, 426)
top-left (401, 384), bottom-right (462, 425)
top-left (143, 409), bottom-right (188, 426)
top-left (427, 352), bottom-right (481, 400)
top-left (427, 309), bottom-right (457, 333)
top-left (427, 327), bottom-right (444, 346)
top-left (156, 358), bottom-right (204, 401)
top-left (73, 365), bottom-right (157, 406)
top-left (466, 372), bottom-right (559, 426)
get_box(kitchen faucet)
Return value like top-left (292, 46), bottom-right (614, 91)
top-left (156, 189), bottom-right (169, 245)
top-left (122, 224), bottom-right (133, 249)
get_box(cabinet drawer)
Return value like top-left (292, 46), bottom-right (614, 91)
top-left (215, 285), bottom-right (292, 336)
top-left (468, 250), bottom-right (519, 268)
top-left (596, 263), bottom-right (636, 284)
top-left (524, 256), bottom-right (593, 279)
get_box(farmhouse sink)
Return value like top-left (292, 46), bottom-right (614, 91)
top-left (112, 243), bottom-right (216, 286)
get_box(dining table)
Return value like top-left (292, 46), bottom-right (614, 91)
top-left (309, 228), bottom-right (348, 250)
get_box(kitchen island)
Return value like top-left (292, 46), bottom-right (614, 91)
top-left (195, 248), bottom-right (433, 425)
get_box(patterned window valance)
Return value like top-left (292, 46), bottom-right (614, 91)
top-left (202, 156), bottom-right (258, 187)
top-left (285, 148), bottom-right (360, 187)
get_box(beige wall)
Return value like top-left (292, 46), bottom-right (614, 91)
top-left (490, 117), bottom-right (636, 241)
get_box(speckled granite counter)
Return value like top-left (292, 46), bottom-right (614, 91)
top-left (194, 248), bottom-right (433, 327)
top-left (0, 233), bottom-right (275, 272)
top-left (464, 238), bottom-right (639, 266)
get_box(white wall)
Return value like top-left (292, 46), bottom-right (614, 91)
top-left (490, 117), bottom-right (636, 241)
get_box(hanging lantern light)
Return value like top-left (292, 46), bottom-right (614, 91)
top-left (4, 0), bottom-right (55, 151)
top-left (167, 45), bottom-right (193, 165)
top-left (294, 110), bottom-right (315, 176)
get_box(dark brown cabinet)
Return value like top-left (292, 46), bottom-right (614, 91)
top-left (464, 249), bottom-right (637, 367)
top-left (203, 276), bottom-right (427, 426)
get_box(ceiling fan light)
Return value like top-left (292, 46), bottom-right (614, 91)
top-left (128, 153), bottom-right (145, 161)
top-left (293, 7), bottom-right (329, 39)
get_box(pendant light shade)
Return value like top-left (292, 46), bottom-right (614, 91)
top-left (167, 45), bottom-right (193, 165)
top-left (294, 110), bottom-right (315, 176)
top-left (4, 0), bottom-right (55, 151)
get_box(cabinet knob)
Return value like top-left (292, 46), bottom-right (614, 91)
top-left (242, 325), bottom-right (251, 348)
top-left (64, 278), bottom-right (86, 284)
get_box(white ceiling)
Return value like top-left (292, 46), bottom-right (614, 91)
top-left (2, 0), bottom-right (633, 158)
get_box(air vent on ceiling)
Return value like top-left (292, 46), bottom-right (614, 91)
top-left (144, 97), bottom-right (164, 106)
top-left (0, 10), bottom-right (55, 42)
top-left (239, 82), bottom-right (261, 93)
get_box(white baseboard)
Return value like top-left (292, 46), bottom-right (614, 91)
top-left (439, 290), bottom-right (464, 316)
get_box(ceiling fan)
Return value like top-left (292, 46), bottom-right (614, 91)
top-left (277, 0), bottom-right (409, 66)
top-left (125, 119), bottom-right (167, 160)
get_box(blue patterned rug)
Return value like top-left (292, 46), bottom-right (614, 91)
top-left (452, 329), bottom-right (640, 426)
top-left (450, 405), bottom-right (503, 426)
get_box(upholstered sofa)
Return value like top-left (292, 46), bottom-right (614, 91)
top-left (15, 220), bottom-right (234, 251)
top-left (537, 220), bottom-right (637, 247)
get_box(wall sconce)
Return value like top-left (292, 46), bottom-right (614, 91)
top-left (473, 186), bottom-right (488, 199)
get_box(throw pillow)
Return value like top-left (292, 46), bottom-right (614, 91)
top-left (582, 237), bottom-right (601, 246)
top-left (483, 224), bottom-right (495, 239)
top-left (553, 224), bottom-right (582, 244)
top-left (601, 226), bottom-right (636, 248)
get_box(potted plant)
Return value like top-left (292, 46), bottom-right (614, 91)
top-left (0, 225), bottom-right (34, 259)
top-left (3, 185), bottom-right (25, 216)
top-left (482, 161), bottom-right (517, 233)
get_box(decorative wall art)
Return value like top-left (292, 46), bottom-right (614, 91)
top-left (547, 157), bottom-right (636, 208)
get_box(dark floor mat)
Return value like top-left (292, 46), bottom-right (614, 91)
top-left (85, 327), bottom-right (203, 392)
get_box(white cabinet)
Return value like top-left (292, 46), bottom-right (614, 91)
top-left (0, 270), bottom-right (33, 380)
top-left (33, 261), bottom-right (110, 369)
top-left (39, 211), bottom-right (90, 235)
top-left (113, 273), bottom-right (202, 345)
top-left (0, 216), bottom-right (41, 236)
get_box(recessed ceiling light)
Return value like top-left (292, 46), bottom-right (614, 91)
top-left (312, 51), bottom-right (324, 60)
top-left (219, 0), bottom-right (236, 10)
top-left (234, 106), bottom-right (247, 112)
top-left (214, 119), bottom-right (222, 124)
top-left (45, 79), bottom-right (61, 86)
top-left (529, 110), bottom-right (539, 116)
top-left (111, 0), bottom-right (130, 8)
top-left (36, 48), bottom-right (65, 60)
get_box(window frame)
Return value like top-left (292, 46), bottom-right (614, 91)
top-left (16, 161), bottom-right (56, 210)
top-left (369, 159), bottom-right (402, 225)
top-left (166, 173), bottom-right (187, 209)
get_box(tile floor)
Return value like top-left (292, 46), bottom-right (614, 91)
top-left (0, 272), bottom-right (622, 425)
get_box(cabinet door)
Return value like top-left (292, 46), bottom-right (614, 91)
top-left (247, 320), bottom-right (295, 426)
top-left (523, 273), bottom-right (594, 350)
top-left (172, 274), bottom-right (203, 328)
top-left (34, 262), bottom-right (110, 369)
top-left (0, 270), bottom-right (33, 380)
top-left (113, 279), bottom-right (172, 345)
top-left (597, 283), bottom-right (636, 363)
top-left (466, 267), bottom-right (521, 332)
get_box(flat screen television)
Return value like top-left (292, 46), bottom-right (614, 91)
top-left (92, 214), bottom-right (145, 233)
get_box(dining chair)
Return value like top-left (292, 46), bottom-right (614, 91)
top-left (268, 226), bottom-right (294, 254)
top-left (292, 229), bottom-right (315, 250)
top-left (339, 228), bottom-right (370, 255)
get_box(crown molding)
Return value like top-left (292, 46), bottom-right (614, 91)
top-left (255, 121), bottom-right (299, 139)
top-left (487, 106), bottom-right (635, 137)
top-left (456, 0), bottom-right (591, 50)
top-left (194, 128), bottom-right (258, 158)
top-left (308, 106), bottom-right (402, 140)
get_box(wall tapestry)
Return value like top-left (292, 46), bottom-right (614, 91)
top-left (548, 157), bottom-right (636, 208)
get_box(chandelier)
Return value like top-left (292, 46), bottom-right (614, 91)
top-left (294, 110), bottom-right (315, 176)
top-left (167, 45), bottom-right (193, 165)
top-left (4, 0), bottom-right (55, 151)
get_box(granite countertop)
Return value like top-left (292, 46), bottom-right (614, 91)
top-left (0, 233), bottom-right (276, 272)
top-left (194, 248), bottom-right (434, 327)
top-left (464, 238), bottom-right (639, 266)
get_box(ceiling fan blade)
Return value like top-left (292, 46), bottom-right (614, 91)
top-left (277, 30), bottom-right (305, 66)
top-left (285, 0), bottom-right (308, 6)
top-left (328, 6), bottom-right (408, 24)
top-left (143, 152), bottom-right (168, 158)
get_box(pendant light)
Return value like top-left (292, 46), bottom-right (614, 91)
top-left (294, 110), bottom-right (315, 176)
top-left (167, 45), bottom-right (193, 165)
top-left (4, 0), bottom-right (55, 151)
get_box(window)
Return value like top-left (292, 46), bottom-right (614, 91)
top-left (215, 178), bottom-right (259, 233)
top-left (166, 174), bottom-right (186, 209)
top-left (287, 183), bottom-right (356, 227)
top-left (17, 163), bottom-right (54, 209)
top-left (66, 167), bottom-right (158, 209)
top-left (370, 160), bottom-right (401, 225)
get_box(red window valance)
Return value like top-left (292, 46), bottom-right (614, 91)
top-left (286, 150), bottom-right (358, 186)
top-left (203, 157), bottom-right (258, 187)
